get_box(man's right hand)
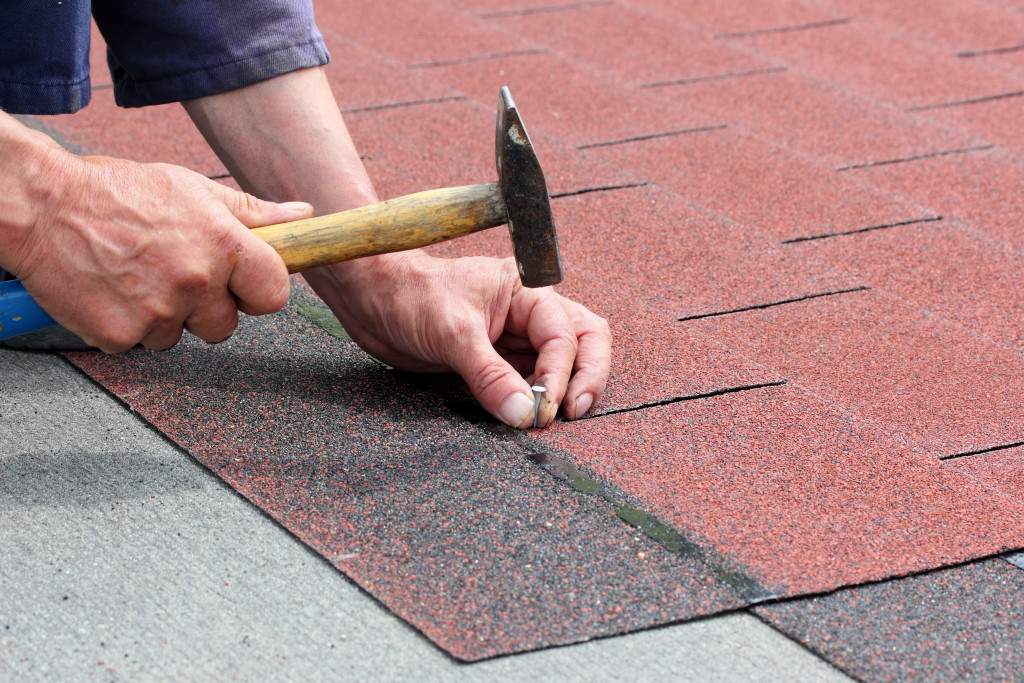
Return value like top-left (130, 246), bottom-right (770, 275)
top-left (0, 114), bottom-right (312, 352)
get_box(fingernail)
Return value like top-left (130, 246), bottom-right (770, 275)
top-left (574, 392), bottom-right (594, 419)
top-left (281, 201), bottom-right (313, 214)
top-left (499, 392), bottom-right (535, 428)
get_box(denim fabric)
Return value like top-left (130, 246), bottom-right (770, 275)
top-left (0, 1), bottom-right (329, 114)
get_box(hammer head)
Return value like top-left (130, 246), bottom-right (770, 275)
top-left (495, 86), bottom-right (563, 288)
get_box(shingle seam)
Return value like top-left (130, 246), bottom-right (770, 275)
top-left (782, 216), bottom-right (943, 244)
top-left (523, 450), bottom-right (778, 602)
top-left (479, 0), bottom-right (613, 19)
top-left (576, 380), bottom-right (787, 420)
top-left (640, 66), bottom-right (787, 89)
top-left (341, 95), bottom-right (466, 114)
top-left (835, 145), bottom-right (994, 171)
top-left (939, 441), bottom-right (1024, 461)
top-left (906, 91), bottom-right (1024, 112)
top-left (678, 287), bottom-right (871, 321)
top-left (958, 44), bottom-right (1024, 58)
top-left (577, 124), bottom-right (727, 149)
top-left (408, 49), bottom-right (548, 69)
top-left (715, 18), bottom-right (852, 39)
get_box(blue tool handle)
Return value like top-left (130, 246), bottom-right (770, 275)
top-left (0, 279), bottom-right (57, 341)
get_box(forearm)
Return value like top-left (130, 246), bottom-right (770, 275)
top-left (0, 112), bottom-right (71, 277)
top-left (182, 65), bottom-right (414, 301)
top-left (182, 66), bottom-right (376, 217)
top-left (183, 65), bottom-right (610, 426)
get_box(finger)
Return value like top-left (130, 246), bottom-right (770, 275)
top-left (225, 230), bottom-right (291, 317)
top-left (206, 183), bottom-right (306, 316)
top-left (139, 319), bottom-right (185, 351)
top-left (530, 379), bottom-right (560, 429)
top-left (562, 307), bottom-right (612, 420)
top-left (206, 180), bottom-right (314, 229)
top-left (516, 291), bottom-right (581, 420)
top-left (448, 325), bottom-right (537, 429)
top-left (184, 291), bottom-right (240, 343)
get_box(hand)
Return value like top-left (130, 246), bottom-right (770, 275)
top-left (304, 251), bottom-right (612, 428)
top-left (6, 150), bottom-right (313, 352)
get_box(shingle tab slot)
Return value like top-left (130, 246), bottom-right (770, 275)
top-left (341, 95), bottom-right (467, 115)
top-left (551, 181), bottom-right (649, 198)
top-left (715, 18), bottom-right (852, 39)
top-left (641, 66), bottom-right (787, 89)
top-left (678, 287), bottom-right (870, 321)
top-left (782, 216), bottom-right (943, 244)
top-left (907, 91), bottom-right (1024, 112)
top-left (480, 0), bottom-right (613, 19)
top-left (958, 44), bottom-right (1024, 58)
top-left (940, 440), bottom-right (1024, 461)
top-left (577, 124), bottom-right (727, 150)
top-left (577, 380), bottom-right (787, 420)
top-left (835, 145), bottom-right (994, 171)
top-left (408, 49), bottom-right (548, 69)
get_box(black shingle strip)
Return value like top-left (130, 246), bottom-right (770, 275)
top-left (577, 124), bottom-right (727, 150)
top-left (678, 286), bottom-right (871, 321)
top-left (480, 0), bottom-right (613, 19)
top-left (755, 560), bottom-right (1024, 682)
top-left (907, 90), bottom-right (1024, 111)
top-left (715, 17), bottom-right (851, 39)
top-left (835, 145), bottom-right (994, 171)
top-left (782, 216), bottom-right (943, 244)
top-left (640, 66), bottom-right (788, 89)
top-left (525, 449), bottom-right (778, 602)
top-left (408, 49), bottom-right (548, 68)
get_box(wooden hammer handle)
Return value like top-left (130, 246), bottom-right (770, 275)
top-left (251, 182), bottom-right (507, 273)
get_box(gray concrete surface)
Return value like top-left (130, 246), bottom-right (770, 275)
top-left (0, 348), bottom-right (850, 681)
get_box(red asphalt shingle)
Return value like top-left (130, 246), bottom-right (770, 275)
top-left (40, 0), bottom-right (1024, 666)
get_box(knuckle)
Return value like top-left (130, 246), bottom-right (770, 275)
top-left (469, 360), bottom-right (511, 395)
top-left (98, 327), bottom-right (141, 354)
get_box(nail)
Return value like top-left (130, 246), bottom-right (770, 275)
top-left (532, 385), bottom-right (546, 428)
top-left (574, 392), bottom-right (594, 419)
top-left (280, 201), bottom-right (314, 214)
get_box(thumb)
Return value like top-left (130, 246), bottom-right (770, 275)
top-left (451, 329), bottom-right (537, 429)
top-left (211, 182), bottom-right (314, 228)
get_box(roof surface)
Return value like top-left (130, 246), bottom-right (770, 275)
top-left (4, 0), bottom-right (1024, 678)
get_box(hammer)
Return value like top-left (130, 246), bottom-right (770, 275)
top-left (0, 87), bottom-right (562, 341)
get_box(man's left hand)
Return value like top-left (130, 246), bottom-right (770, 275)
top-left (304, 250), bottom-right (611, 429)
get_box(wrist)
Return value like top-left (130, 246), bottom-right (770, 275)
top-left (303, 249), bottom-right (435, 298)
top-left (0, 117), bottom-right (78, 277)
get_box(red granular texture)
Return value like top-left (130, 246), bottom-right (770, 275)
top-left (785, 218), bottom-right (1024, 350)
top-left (947, 446), bottom-right (1024, 500)
top-left (695, 288), bottom-right (1024, 456)
top-left (845, 148), bottom-right (1024, 252)
top-left (538, 385), bottom-right (1024, 596)
top-left (44, 0), bottom-right (1024, 665)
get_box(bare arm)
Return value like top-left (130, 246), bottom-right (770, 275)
top-left (183, 66), bottom-right (610, 428)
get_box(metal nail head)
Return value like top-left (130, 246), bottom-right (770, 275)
top-left (531, 385), bottom-right (546, 428)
